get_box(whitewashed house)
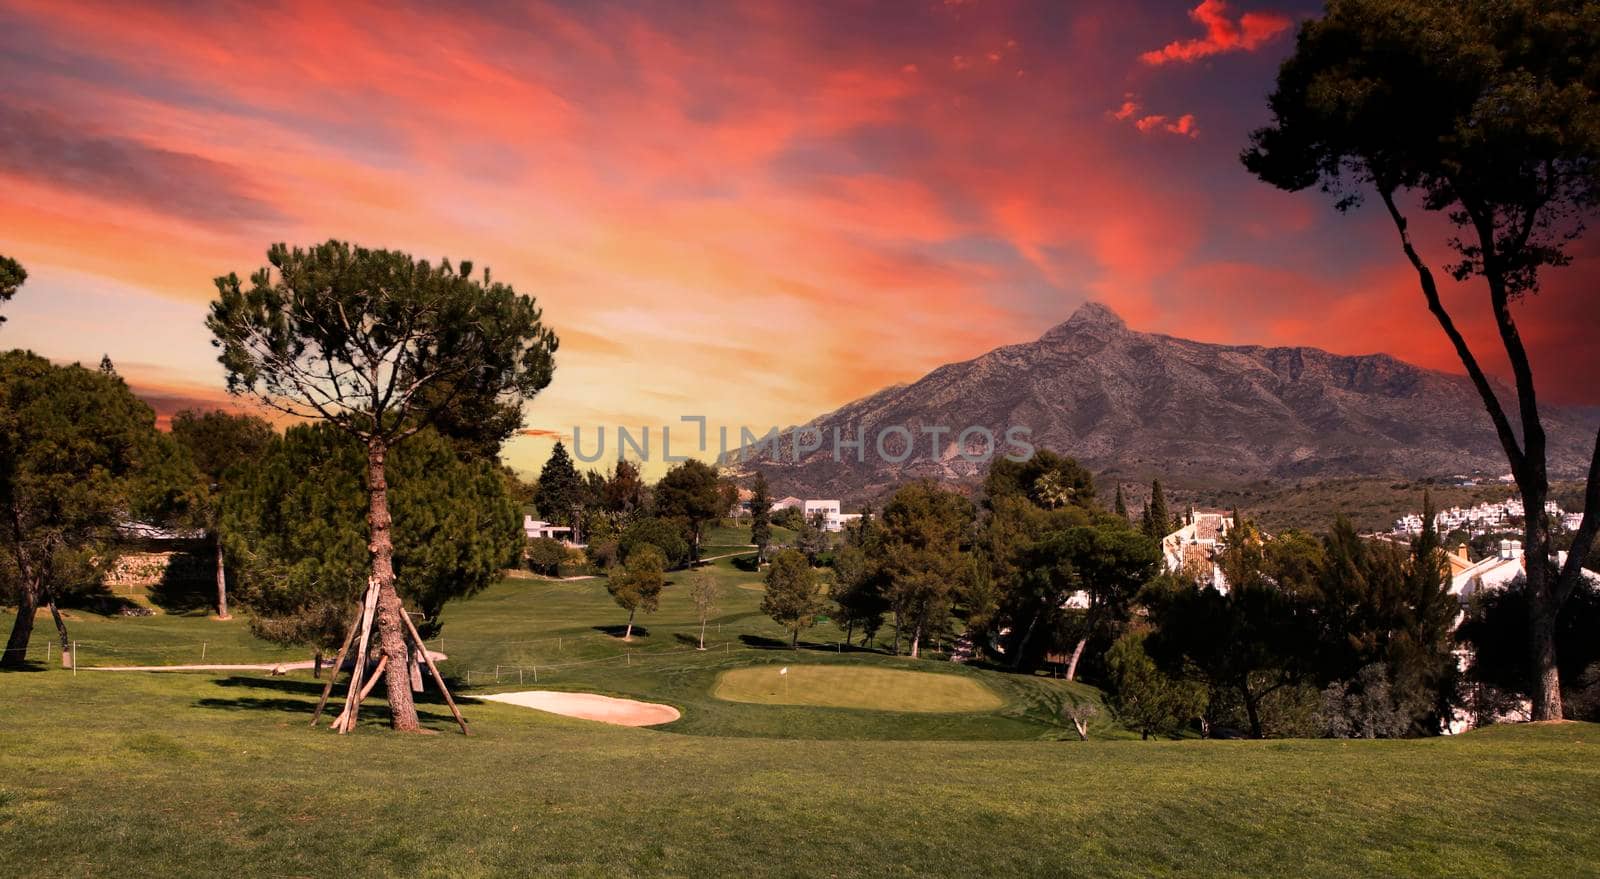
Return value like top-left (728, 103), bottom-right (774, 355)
top-left (1161, 510), bottom-right (1235, 593)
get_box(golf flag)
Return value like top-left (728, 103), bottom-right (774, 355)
top-left (779, 667), bottom-right (788, 675)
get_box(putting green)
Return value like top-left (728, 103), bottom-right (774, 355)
top-left (712, 664), bottom-right (1005, 713)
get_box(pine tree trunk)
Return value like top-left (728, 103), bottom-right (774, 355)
top-left (892, 613), bottom-right (902, 655)
top-left (1523, 504), bottom-right (1564, 721)
top-left (624, 608), bottom-right (635, 641)
top-left (2, 575), bottom-right (38, 668)
top-left (698, 617), bottom-right (706, 650)
top-left (367, 437), bottom-right (420, 732)
top-left (1241, 682), bottom-right (1264, 739)
top-left (846, 619), bottom-right (854, 647)
top-left (909, 623), bottom-right (922, 659)
top-left (2, 514), bottom-right (41, 668)
top-left (1011, 610), bottom-right (1041, 669)
top-left (45, 588), bottom-right (70, 665)
top-left (1529, 597), bottom-right (1562, 721)
top-left (1064, 636), bottom-right (1088, 682)
top-left (214, 537), bottom-right (230, 620)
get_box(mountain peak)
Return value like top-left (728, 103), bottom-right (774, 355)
top-left (1041, 301), bottom-right (1126, 341)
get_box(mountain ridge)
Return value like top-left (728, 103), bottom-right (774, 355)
top-left (722, 301), bottom-right (1597, 503)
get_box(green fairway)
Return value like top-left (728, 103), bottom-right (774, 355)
top-left (1, 671), bottom-right (1597, 878)
top-left (5, 525), bottom-right (1600, 875)
top-left (713, 664), bottom-right (1005, 712)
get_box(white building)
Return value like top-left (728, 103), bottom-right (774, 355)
top-left (1161, 510), bottom-right (1235, 593)
top-left (1394, 499), bottom-right (1566, 538)
top-left (768, 497), bottom-right (855, 532)
top-left (523, 515), bottom-right (579, 546)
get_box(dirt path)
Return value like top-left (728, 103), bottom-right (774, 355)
top-left (86, 650), bottom-right (447, 673)
top-left (476, 690), bottom-right (681, 726)
top-left (695, 548), bottom-right (756, 563)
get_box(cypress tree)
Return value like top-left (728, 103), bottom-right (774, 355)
top-left (534, 440), bottom-right (583, 527)
top-left (1114, 484), bottom-right (1129, 521)
top-left (1143, 479), bottom-right (1171, 539)
top-left (749, 472), bottom-right (772, 558)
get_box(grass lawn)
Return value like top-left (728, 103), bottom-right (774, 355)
top-left (1, 671), bottom-right (1597, 878)
top-left (4, 521), bottom-right (1600, 875)
top-left (713, 664), bottom-right (1005, 712)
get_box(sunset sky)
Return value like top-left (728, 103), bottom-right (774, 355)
top-left (3, 0), bottom-right (1596, 477)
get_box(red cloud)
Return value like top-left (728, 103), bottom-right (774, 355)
top-left (1140, 0), bottom-right (1291, 65)
top-left (1131, 113), bottom-right (1199, 138)
top-left (1112, 100), bottom-right (1140, 120)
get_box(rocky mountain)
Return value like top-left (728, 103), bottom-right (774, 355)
top-left (722, 302), bottom-right (1598, 503)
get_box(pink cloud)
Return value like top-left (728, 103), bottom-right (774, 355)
top-left (1140, 0), bottom-right (1291, 65)
top-left (1129, 113), bottom-right (1198, 137)
top-left (1112, 100), bottom-right (1140, 120)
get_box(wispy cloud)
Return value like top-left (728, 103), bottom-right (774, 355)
top-left (1140, 0), bottom-right (1291, 66)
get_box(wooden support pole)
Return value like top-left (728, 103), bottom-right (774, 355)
top-left (310, 608), bottom-right (363, 728)
top-left (332, 655), bottom-right (389, 732)
top-left (399, 607), bottom-right (469, 736)
top-left (337, 580), bottom-right (381, 735)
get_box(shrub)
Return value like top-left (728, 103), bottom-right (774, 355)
top-left (526, 537), bottom-right (568, 576)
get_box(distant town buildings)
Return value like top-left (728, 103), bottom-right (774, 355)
top-left (1392, 499), bottom-right (1569, 538)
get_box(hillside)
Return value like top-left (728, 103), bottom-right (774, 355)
top-left (724, 302), bottom-right (1598, 504)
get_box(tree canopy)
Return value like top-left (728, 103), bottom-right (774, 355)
top-left (0, 255), bottom-right (25, 326)
top-left (1, 352), bottom-right (173, 666)
top-left (1243, 0), bottom-right (1600, 720)
top-left (221, 424), bottom-right (519, 648)
top-left (606, 543), bottom-right (665, 641)
top-left (762, 548), bottom-right (821, 647)
top-left (655, 459), bottom-right (722, 553)
top-left (208, 240), bottom-right (558, 732)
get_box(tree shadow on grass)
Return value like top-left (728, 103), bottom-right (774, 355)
top-left (144, 550), bottom-right (217, 614)
top-left (196, 674), bottom-right (466, 726)
top-left (592, 624), bottom-right (650, 639)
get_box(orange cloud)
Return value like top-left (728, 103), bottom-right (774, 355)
top-left (1140, 0), bottom-right (1292, 65)
top-left (1130, 113), bottom-right (1199, 137)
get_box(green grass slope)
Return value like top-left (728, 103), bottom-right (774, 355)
top-left (1, 672), bottom-right (1596, 878)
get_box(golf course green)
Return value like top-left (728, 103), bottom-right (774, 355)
top-left (713, 664), bottom-right (1005, 712)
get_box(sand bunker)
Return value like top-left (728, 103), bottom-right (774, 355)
top-left (477, 690), bottom-right (680, 727)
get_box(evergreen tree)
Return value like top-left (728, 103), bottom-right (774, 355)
top-left (1020, 522), bottom-right (1159, 680)
top-left (534, 441), bottom-right (583, 529)
top-left (208, 240), bottom-right (557, 731)
top-left (170, 409), bottom-right (275, 619)
top-left (1107, 629), bottom-right (1208, 739)
top-left (1114, 484), bottom-right (1128, 521)
top-left (762, 548), bottom-right (821, 647)
top-left (655, 459), bottom-right (721, 554)
top-left (619, 517), bottom-right (692, 569)
top-left (880, 481), bottom-right (974, 658)
top-left (1245, 0), bottom-right (1600, 722)
top-left (829, 544), bottom-right (885, 646)
top-left (1, 352), bottom-right (181, 666)
top-left (222, 425), bottom-right (519, 650)
top-left (749, 472), bottom-right (772, 558)
top-left (0, 254), bottom-right (24, 326)
top-left (1142, 479), bottom-right (1171, 540)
